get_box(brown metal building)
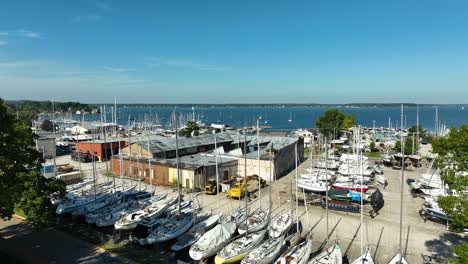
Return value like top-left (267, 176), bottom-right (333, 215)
top-left (76, 139), bottom-right (128, 161)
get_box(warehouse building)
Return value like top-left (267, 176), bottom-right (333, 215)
top-left (35, 131), bottom-right (57, 159)
top-left (110, 153), bottom-right (238, 189)
top-left (76, 139), bottom-right (128, 161)
top-left (110, 132), bottom-right (304, 188)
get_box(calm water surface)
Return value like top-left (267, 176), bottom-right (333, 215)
top-left (83, 105), bottom-right (466, 132)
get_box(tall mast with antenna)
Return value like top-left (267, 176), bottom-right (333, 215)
top-left (359, 126), bottom-right (364, 259)
top-left (435, 106), bottom-right (439, 137)
top-left (52, 100), bottom-right (57, 177)
top-left (416, 104), bottom-right (420, 175)
top-left (325, 138), bottom-right (329, 248)
top-left (399, 104), bottom-right (405, 263)
top-left (257, 119), bottom-right (261, 210)
top-left (175, 110), bottom-right (181, 214)
top-left (147, 132), bottom-right (153, 195)
top-left (214, 136), bottom-right (220, 214)
top-left (294, 143), bottom-right (299, 233)
top-left (269, 144), bottom-right (273, 219)
top-left (116, 98), bottom-right (124, 191)
top-left (244, 129), bottom-right (249, 237)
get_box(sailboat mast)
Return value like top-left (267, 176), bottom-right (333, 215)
top-left (359, 126), bottom-right (364, 259)
top-left (257, 119), bottom-right (261, 209)
top-left (92, 133), bottom-right (96, 199)
top-left (175, 110), bottom-right (181, 214)
top-left (128, 128), bottom-right (133, 192)
top-left (110, 106), bottom-right (116, 193)
top-left (399, 104), bottom-right (405, 263)
top-left (137, 136), bottom-right (141, 192)
top-left (101, 106), bottom-right (109, 180)
top-left (269, 144), bottom-right (273, 216)
top-left (244, 129), bottom-right (249, 237)
top-left (325, 138), bottom-right (329, 247)
top-left (214, 136), bottom-right (220, 214)
top-left (117, 100), bottom-right (124, 191)
top-left (52, 100), bottom-right (57, 177)
top-left (416, 104), bottom-right (420, 176)
top-left (294, 143), bottom-right (299, 232)
top-left (147, 132), bottom-right (153, 196)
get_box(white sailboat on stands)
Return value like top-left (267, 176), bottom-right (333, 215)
top-left (298, 137), bottom-right (330, 193)
top-left (171, 135), bottom-right (223, 251)
top-left (238, 120), bottom-right (271, 235)
top-left (351, 126), bottom-right (375, 264)
top-left (56, 134), bottom-right (112, 215)
top-left (269, 142), bottom-right (295, 238)
top-left (139, 110), bottom-right (197, 244)
top-left (275, 143), bottom-right (312, 264)
top-left (116, 126), bottom-right (178, 231)
top-left (189, 136), bottom-right (238, 262)
top-left (214, 129), bottom-right (267, 264)
top-left (242, 144), bottom-right (299, 264)
top-left (309, 139), bottom-right (342, 264)
top-left (388, 105), bottom-right (409, 264)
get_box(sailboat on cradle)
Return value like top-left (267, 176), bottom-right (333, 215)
top-left (171, 135), bottom-right (224, 251)
top-left (275, 143), bottom-right (312, 264)
top-left (238, 120), bottom-right (271, 235)
top-left (242, 144), bottom-right (287, 264)
top-left (138, 110), bottom-right (200, 245)
top-left (189, 135), bottom-right (239, 261)
top-left (308, 139), bottom-right (342, 264)
top-left (388, 105), bottom-right (409, 264)
top-left (351, 126), bottom-right (375, 264)
top-left (214, 129), bottom-right (267, 264)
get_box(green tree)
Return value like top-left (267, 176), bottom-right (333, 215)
top-left (342, 114), bottom-right (356, 130)
top-left (370, 141), bottom-right (376, 152)
top-left (449, 243), bottom-right (468, 264)
top-left (0, 98), bottom-right (65, 225)
top-left (431, 125), bottom-right (468, 232)
top-left (408, 125), bottom-right (426, 139)
top-left (393, 136), bottom-right (413, 155)
top-left (315, 109), bottom-right (355, 139)
top-left (40, 119), bottom-right (55, 132)
top-left (179, 121), bottom-right (200, 137)
top-left (17, 171), bottom-right (65, 226)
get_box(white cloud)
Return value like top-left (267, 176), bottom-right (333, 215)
top-left (0, 40), bottom-right (7, 46)
top-left (71, 15), bottom-right (102, 23)
top-left (16, 29), bottom-right (41, 38)
top-left (0, 29), bottom-right (41, 39)
top-left (148, 57), bottom-right (224, 71)
top-left (0, 58), bottom-right (164, 102)
top-left (103, 66), bottom-right (136, 73)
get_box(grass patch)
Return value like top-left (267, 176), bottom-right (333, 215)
top-left (364, 152), bottom-right (381, 158)
top-left (14, 208), bottom-right (26, 218)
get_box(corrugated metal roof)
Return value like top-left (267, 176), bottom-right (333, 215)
top-left (136, 133), bottom-right (234, 154)
top-left (117, 153), bottom-right (237, 170)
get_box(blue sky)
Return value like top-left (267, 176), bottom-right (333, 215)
top-left (1, 0), bottom-right (468, 104)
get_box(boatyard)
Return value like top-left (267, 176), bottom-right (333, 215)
top-left (31, 140), bottom-right (461, 264)
top-left (2, 2), bottom-right (468, 263)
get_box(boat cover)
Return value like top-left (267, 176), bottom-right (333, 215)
top-left (196, 221), bottom-right (236, 250)
top-left (370, 189), bottom-right (384, 212)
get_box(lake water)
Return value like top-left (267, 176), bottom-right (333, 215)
top-left (85, 105), bottom-right (466, 132)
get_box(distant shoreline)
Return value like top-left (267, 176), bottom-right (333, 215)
top-left (6, 100), bottom-right (466, 108)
